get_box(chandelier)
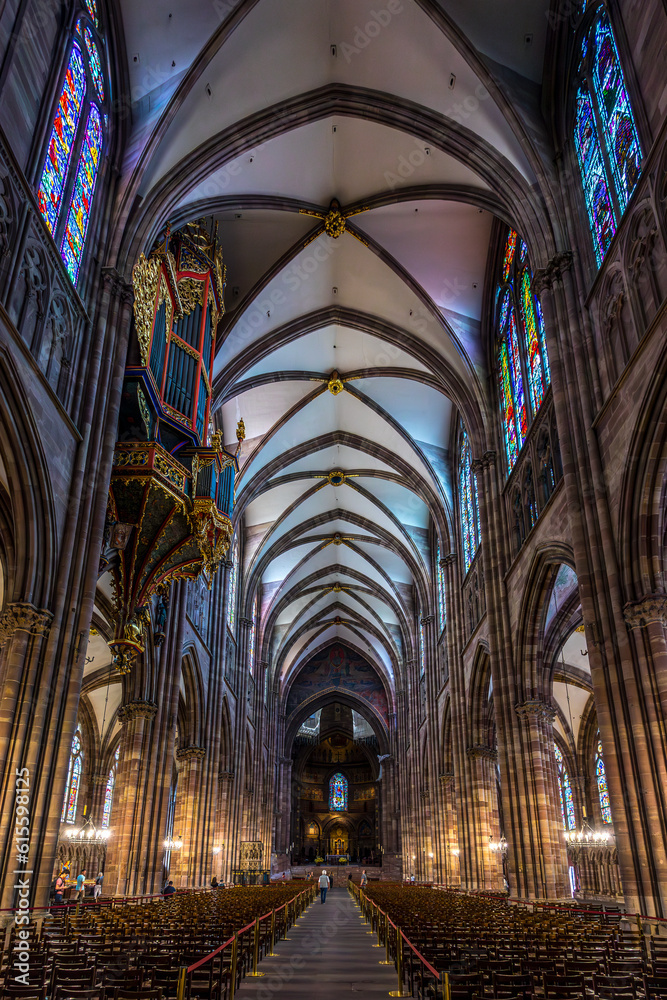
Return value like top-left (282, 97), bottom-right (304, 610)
top-left (63, 817), bottom-right (111, 844)
top-left (164, 835), bottom-right (183, 851)
top-left (565, 824), bottom-right (613, 848)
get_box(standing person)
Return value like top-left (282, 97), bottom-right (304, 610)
top-left (163, 880), bottom-right (176, 896)
top-left (54, 873), bottom-right (65, 907)
top-left (361, 869), bottom-right (368, 888)
top-left (75, 869), bottom-right (86, 902)
top-left (93, 872), bottom-right (103, 900)
top-left (328, 871), bottom-right (333, 891)
top-left (211, 876), bottom-right (219, 888)
top-left (318, 869), bottom-right (328, 904)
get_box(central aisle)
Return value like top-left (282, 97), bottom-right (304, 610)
top-left (237, 886), bottom-right (399, 998)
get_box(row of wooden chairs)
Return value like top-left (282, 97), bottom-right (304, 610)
top-left (361, 884), bottom-right (667, 999)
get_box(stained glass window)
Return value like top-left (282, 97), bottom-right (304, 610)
top-left (84, 0), bottom-right (98, 26)
top-left (60, 103), bottom-right (102, 284)
top-left (496, 228), bottom-right (551, 474)
top-left (574, 8), bottom-right (642, 266)
top-left (502, 229), bottom-right (517, 281)
top-left (436, 542), bottom-right (446, 633)
top-left (227, 541), bottom-right (238, 630)
top-left (459, 426), bottom-right (480, 573)
top-left (37, 43), bottom-right (86, 235)
top-left (419, 622), bottom-right (425, 677)
top-left (84, 25), bottom-right (104, 102)
top-left (554, 742), bottom-right (576, 831)
top-left (248, 595), bottom-right (257, 674)
top-left (62, 731), bottom-right (83, 823)
top-left (596, 736), bottom-right (612, 824)
top-left (102, 745), bottom-right (119, 828)
top-left (37, 6), bottom-right (107, 285)
top-left (329, 772), bottom-right (348, 811)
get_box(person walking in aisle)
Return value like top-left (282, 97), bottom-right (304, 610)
top-left (319, 869), bottom-right (328, 903)
top-left (93, 872), bottom-right (103, 900)
top-left (361, 869), bottom-right (368, 887)
top-left (75, 869), bottom-right (86, 903)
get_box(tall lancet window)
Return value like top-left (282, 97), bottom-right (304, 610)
top-left (459, 427), bottom-right (480, 573)
top-left (227, 538), bottom-right (239, 632)
top-left (62, 731), bottom-right (83, 823)
top-left (102, 744), bottom-right (119, 828)
top-left (554, 742), bottom-right (576, 831)
top-left (248, 594), bottom-right (257, 674)
top-left (436, 542), bottom-right (446, 633)
top-left (329, 773), bottom-right (348, 811)
top-left (495, 229), bottom-right (550, 474)
top-left (573, 5), bottom-right (642, 266)
top-left (596, 735), bottom-right (612, 824)
top-left (37, 1), bottom-right (108, 285)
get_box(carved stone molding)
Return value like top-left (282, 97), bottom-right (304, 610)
top-left (420, 614), bottom-right (435, 627)
top-left (239, 616), bottom-right (254, 629)
top-left (0, 602), bottom-right (53, 647)
top-left (218, 770), bottom-right (235, 781)
top-left (442, 553), bottom-right (456, 567)
top-left (117, 700), bottom-right (158, 724)
top-left (623, 594), bottom-right (667, 629)
top-left (176, 745), bottom-right (206, 761)
top-left (515, 699), bottom-right (557, 721)
top-left (439, 771), bottom-right (455, 784)
top-left (278, 757), bottom-right (292, 766)
top-left (533, 251), bottom-right (574, 295)
top-left (466, 744), bottom-right (498, 762)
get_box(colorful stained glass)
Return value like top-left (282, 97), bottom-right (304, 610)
top-left (499, 339), bottom-right (519, 470)
top-left (74, 17), bottom-right (82, 35)
top-left (575, 89), bottom-right (616, 266)
top-left (519, 269), bottom-right (547, 415)
top-left (508, 312), bottom-right (527, 442)
top-left (329, 772), bottom-right (348, 811)
top-left (535, 298), bottom-right (551, 383)
top-left (502, 229), bottom-right (517, 281)
top-left (84, 25), bottom-right (105, 102)
top-left (518, 239), bottom-right (528, 264)
top-left (436, 542), bottom-right (446, 632)
top-left (60, 103), bottom-right (102, 283)
top-left (592, 13), bottom-right (641, 212)
top-left (596, 737), bottom-right (612, 824)
top-left (62, 732), bottom-right (82, 823)
top-left (84, 0), bottom-right (98, 26)
top-left (459, 427), bottom-right (480, 573)
top-left (227, 542), bottom-right (238, 629)
top-left (37, 43), bottom-right (86, 235)
top-left (102, 745), bottom-right (119, 828)
top-left (248, 595), bottom-right (257, 673)
top-left (554, 742), bottom-right (576, 831)
top-left (419, 622), bottom-right (425, 676)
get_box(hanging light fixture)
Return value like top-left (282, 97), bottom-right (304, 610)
top-left (64, 814), bottom-right (111, 843)
top-left (489, 836), bottom-right (508, 853)
top-left (164, 834), bottom-right (183, 851)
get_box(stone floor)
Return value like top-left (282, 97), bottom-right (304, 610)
top-left (237, 887), bottom-right (399, 998)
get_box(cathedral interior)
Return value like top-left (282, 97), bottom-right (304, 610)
top-left (1, 0), bottom-right (667, 991)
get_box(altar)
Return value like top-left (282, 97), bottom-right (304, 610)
top-left (326, 854), bottom-right (349, 864)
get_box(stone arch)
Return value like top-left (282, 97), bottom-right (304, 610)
top-left (515, 545), bottom-right (579, 700)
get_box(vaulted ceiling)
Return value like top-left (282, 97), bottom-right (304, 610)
top-left (114, 0), bottom-right (556, 703)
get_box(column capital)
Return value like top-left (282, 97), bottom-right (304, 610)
top-left (623, 594), bottom-right (667, 629)
top-left (439, 771), bottom-right (454, 784)
top-left (117, 700), bottom-right (158, 724)
top-left (218, 770), bottom-right (235, 781)
top-left (466, 744), bottom-right (498, 762)
top-left (533, 251), bottom-right (574, 294)
top-left (441, 552), bottom-right (456, 567)
top-left (420, 614), bottom-right (435, 627)
top-left (176, 745), bottom-right (206, 761)
top-left (239, 617), bottom-right (254, 629)
top-left (515, 699), bottom-right (557, 721)
top-left (0, 602), bottom-right (53, 647)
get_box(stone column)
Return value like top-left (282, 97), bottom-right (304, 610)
top-left (465, 745), bottom-right (503, 891)
top-left (170, 746), bottom-right (206, 888)
top-left (105, 700), bottom-right (158, 896)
